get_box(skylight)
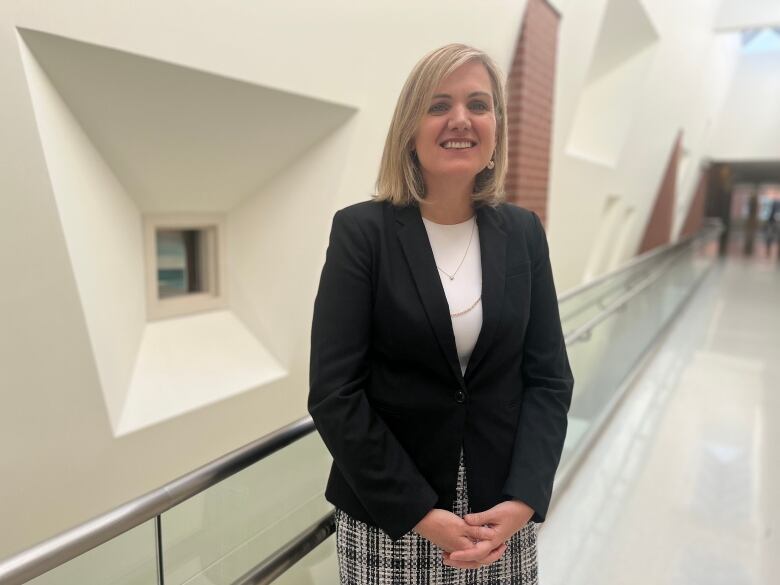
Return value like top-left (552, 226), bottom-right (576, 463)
top-left (741, 27), bottom-right (780, 54)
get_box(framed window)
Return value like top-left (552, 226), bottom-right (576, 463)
top-left (144, 214), bottom-right (227, 320)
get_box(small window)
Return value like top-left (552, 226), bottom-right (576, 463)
top-left (156, 229), bottom-right (208, 298)
top-left (741, 28), bottom-right (780, 54)
top-left (144, 215), bottom-right (226, 320)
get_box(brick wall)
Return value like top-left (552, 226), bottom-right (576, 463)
top-left (505, 0), bottom-right (560, 226)
top-left (638, 132), bottom-right (682, 254)
top-left (679, 169), bottom-right (707, 239)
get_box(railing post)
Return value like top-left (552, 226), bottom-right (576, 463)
top-left (154, 515), bottom-right (165, 585)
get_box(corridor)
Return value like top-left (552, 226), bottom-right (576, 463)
top-left (539, 249), bottom-right (780, 585)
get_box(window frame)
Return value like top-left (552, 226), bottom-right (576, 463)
top-left (143, 214), bottom-right (227, 320)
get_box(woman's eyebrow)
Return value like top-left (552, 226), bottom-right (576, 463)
top-left (431, 91), bottom-right (492, 99)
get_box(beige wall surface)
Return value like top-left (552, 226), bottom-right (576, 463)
top-left (708, 48), bottom-right (780, 161)
top-left (715, 0), bottom-right (780, 31)
top-left (0, 0), bottom-right (772, 561)
top-left (0, 0), bottom-right (531, 558)
top-left (548, 0), bottom-right (741, 291)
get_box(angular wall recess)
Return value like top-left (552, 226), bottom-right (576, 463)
top-left (18, 28), bottom-right (356, 436)
top-left (18, 28), bottom-right (356, 213)
top-left (118, 311), bottom-right (287, 436)
top-left (583, 194), bottom-right (622, 282)
top-left (566, 0), bottom-right (659, 167)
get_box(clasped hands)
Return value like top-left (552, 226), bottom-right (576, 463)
top-left (413, 500), bottom-right (534, 569)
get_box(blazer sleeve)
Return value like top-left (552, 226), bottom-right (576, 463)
top-left (308, 209), bottom-right (439, 541)
top-left (501, 211), bottom-right (574, 523)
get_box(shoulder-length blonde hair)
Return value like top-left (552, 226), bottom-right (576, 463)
top-left (374, 43), bottom-right (508, 208)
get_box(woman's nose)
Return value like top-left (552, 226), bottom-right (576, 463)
top-left (447, 105), bottom-right (471, 131)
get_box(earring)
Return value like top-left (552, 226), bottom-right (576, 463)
top-left (487, 159), bottom-right (495, 170)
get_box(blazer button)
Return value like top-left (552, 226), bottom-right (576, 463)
top-left (455, 390), bottom-right (466, 403)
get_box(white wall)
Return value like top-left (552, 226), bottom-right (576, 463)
top-left (715, 0), bottom-right (780, 31)
top-left (0, 0), bottom-right (530, 557)
top-left (547, 0), bottom-right (740, 291)
top-left (0, 0), bottom-right (764, 560)
top-left (707, 48), bottom-right (780, 161)
top-left (17, 33), bottom-right (146, 428)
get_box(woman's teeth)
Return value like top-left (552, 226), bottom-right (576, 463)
top-left (442, 141), bottom-right (474, 149)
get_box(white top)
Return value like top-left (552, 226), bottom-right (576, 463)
top-left (421, 214), bottom-right (483, 375)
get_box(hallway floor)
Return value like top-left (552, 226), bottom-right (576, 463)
top-left (538, 248), bottom-right (780, 584)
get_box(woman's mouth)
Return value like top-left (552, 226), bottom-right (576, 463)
top-left (440, 140), bottom-right (477, 150)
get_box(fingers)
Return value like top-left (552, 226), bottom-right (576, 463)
top-left (467, 524), bottom-right (498, 543)
top-left (447, 538), bottom-right (495, 562)
top-left (463, 512), bottom-right (487, 526)
top-left (443, 543), bottom-right (507, 569)
top-left (448, 525), bottom-right (501, 562)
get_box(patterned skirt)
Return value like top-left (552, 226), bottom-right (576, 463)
top-left (333, 447), bottom-right (539, 584)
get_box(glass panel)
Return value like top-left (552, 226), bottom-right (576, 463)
top-left (162, 432), bottom-right (334, 585)
top-left (559, 249), bottom-right (676, 336)
top-left (271, 537), bottom-right (339, 585)
top-left (27, 520), bottom-right (157, 585)
top-left (559, 234), bottom-right (718, 467)
top-left (156, 229), bottom-right (206, 298)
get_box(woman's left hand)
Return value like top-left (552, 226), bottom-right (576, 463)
top-left (442, 500), bottom-right (534, 569)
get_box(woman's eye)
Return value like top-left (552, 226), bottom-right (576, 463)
top-left (428, 101), bottom-right (490, 114)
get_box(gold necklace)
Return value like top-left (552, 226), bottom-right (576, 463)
top-left (435, 217), bottom-right (476, 281)
top-left (450, 294), bottom-right (482, 318)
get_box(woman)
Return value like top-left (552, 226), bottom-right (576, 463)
top-left (308, 43), bottom-right (573, 584)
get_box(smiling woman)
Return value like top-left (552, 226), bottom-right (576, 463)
top-left (415, 63), bottom-right (497, 191)
top-left (374, 44), bottom-right (508, 216)
top-left (309, 43), bottom-right (573, 585)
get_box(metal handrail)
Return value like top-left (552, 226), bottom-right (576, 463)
top-left (557, 219), bottom-right (722, 304)
top-left (557, 222), bottom-right (720, 332)
top-left (564, 243), bottom-right (689, 345)
top-left (558, 248), bottom-right (676, 325)
top-left (231, 512), bottom-right (336, 585)
top-left (0, 417), bottom-right (316, 585)
top-left (0, 222), bottom-right (722, 585)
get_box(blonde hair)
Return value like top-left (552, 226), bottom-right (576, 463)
top-left (374, 43), bottom-right (508, 207)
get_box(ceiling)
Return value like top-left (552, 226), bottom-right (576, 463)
top-left (716, 160), bottom-right (780, 184)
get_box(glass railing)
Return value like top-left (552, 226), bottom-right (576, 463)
top-left (21, 433), bottom-right (337, 585)
top-left (160, 432), bottom-right (333, 585)
top-left (555, 222), bottom-right (721, 485)
top-left (0, 418), bottom-right (328, 585)
top-left (0, 222), bottom-right (721, 585)
top-left (26, 521), bottom-right (157, 585)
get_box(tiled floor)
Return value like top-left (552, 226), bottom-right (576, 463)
top-left (538, 246), bottom-right (780, 585)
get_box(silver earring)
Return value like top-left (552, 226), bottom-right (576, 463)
top-left (487, 159), bottom-right (495, 170)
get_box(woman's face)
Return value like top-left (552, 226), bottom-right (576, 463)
top-left (413, 60), bottom-right (497, 186)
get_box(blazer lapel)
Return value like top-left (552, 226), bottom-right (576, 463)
top-left (394, 203), bottom-right (507, 386)
top-left (465, 204), bottom-right (507, 380)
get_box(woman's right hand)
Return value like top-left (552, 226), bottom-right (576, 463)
top-left (412, 508), bottom-right (498, 554)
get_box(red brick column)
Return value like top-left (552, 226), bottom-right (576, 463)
top-left (638, 132), bottom-right (682, 254)
top-left (679, 169), bottom-right (707, 239)
top-left (505, 0), bottom-right (560, 226)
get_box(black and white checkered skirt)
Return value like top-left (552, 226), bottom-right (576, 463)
top-left (333, 447), bottom-right (539, 584)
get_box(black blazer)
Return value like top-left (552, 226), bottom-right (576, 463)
top-left (308, 199), bottom-right (573, 541)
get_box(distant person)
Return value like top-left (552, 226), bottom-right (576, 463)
top-left (765, 199), bottom-right (780, 256)
top-left (309, 43), bottom-right (573, 584)
top-left (744, 193), bottom-right (759, 256)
